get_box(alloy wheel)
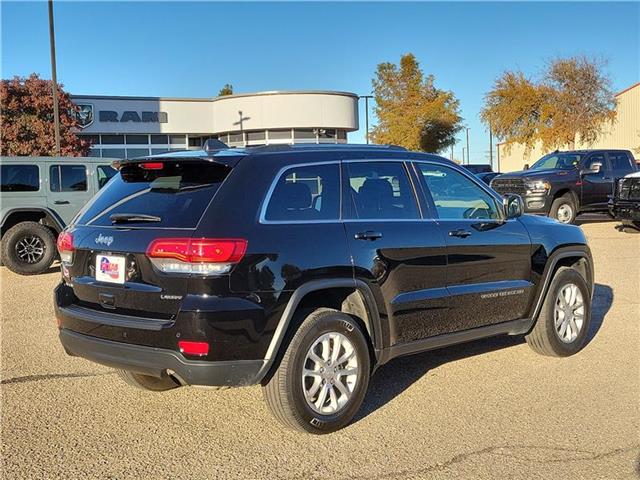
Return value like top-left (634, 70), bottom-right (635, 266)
top-left (554, 283), bottom-right (585, 343)
top-left (15, 236), bottom-right (45, 264)
top-left (302, 332), bottom-right (359, 415)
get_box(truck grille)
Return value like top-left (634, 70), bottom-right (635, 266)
top-left (490, 178), bottom-right (527, 196)
top-left (617, 178), bottom-right (640, 200)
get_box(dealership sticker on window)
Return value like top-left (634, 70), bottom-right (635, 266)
top-left (95, 255), bottom-right (126, 284)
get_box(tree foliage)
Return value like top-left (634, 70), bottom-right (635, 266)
top-left (218, 83), bottom-right (234, 96)
top-left (1, 74), bottom-right (90, 156)
top-left (371, 54), bottom-right (462, 152)
top-left (481, 56), bottom-right (616, 151)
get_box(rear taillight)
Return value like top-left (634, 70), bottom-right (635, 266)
top-left (56, 231), bottom-right (74, 264)
top-left (146, 238), bottom-right (247, 275)
top-left (139, 162), bottom-right (164, 170)
top-left (178, 340), bottom-right (209, 357)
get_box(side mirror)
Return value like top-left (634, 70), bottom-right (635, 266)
top-left (523, 163), bottom-right (529, 170)
top-left (581, 161), bottom-right (602, 175)
top-left (503, 193), bottom-right (524, 219)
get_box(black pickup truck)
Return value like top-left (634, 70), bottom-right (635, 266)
top-left (491, 149), bottom-right (637, 224)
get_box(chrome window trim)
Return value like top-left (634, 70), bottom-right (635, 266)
top-left (259, 160), bottom-right (342, 225)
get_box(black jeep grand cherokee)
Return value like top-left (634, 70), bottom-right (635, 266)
top-left (56, 142), bottom-right (594, 433)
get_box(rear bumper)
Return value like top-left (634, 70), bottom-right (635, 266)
top-left (609, 199), bottom-right (640, 222)
top-left (59, 328), bottom-right (266, 387)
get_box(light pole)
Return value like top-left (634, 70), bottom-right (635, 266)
top-left (48, 0), bottom-right (61, 156)
top-left (465, 127), bottom-right (470, 165)
top-left (489, 122), bottom-right (493, 169)
top-left (462, 147), bottom-right (466, 164)
top-left (359, 95), bottom-right (373, 144)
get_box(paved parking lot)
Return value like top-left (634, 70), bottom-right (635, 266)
top-left (1, 219), bottom-right (638, 479)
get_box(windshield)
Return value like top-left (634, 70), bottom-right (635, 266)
top-left (529, 153), bottom-right (582, 171)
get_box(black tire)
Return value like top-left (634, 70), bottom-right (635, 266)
top-left (549, 194), bottom-right (577, 224)
top-left (116, 369), bottom-right (180, 392)
top-left (0, 222), bottom-right (57, 275)
top-left (526, 268), bottom-right (591, 357)
top-left (262, 308), bottom-right (371, 434)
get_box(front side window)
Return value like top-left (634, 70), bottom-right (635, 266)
top-left (0, 165), bottom-right (39, 192)
top-left (583, 154), bottom-right (607, 172)
top-left (50, 165), bottom-right (88, 192)
top-left (417, 164), bottom-right (500, 220)
top-left (264, 163), bottom-right (340, 221)
top-left (344, 161), bottom-right (419, 220)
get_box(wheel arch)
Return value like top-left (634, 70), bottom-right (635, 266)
top-left (1, 208), bottom-right (65, 239)
top-left (257, 279), bottom-right (383, 384)
top-left (552, 187), bottom-right (580, 210)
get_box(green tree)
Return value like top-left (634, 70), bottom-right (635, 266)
top-left (0, 74), bottom-right (91, 156)
top-left (481, 56), bottom-right (616, 151)
top-left (218, 83), bottom-right (234, 96)
top-left (371, 54), bottom-right (462, 152)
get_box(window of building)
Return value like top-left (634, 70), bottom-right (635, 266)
top-left (227, 132), bottom-right (244, 144)
top-left (89, 148), bottom-right (101, 158)
top-left (151, 148), bottom-right (170, 155)
top-left (217, 133), bottom-right (229, 144)
top-left (80, 134), bottom-right (100, 145)
top-left (416, 164), bottom-right (499, 220)
top-left (0, 165), bottom-right (40, 192)
top-left (101, 134), bottom-right (125, 145)
top-left (151, 135), bottom-right (169, 145)
top-left (102, 148), bottom-right (126, 159)
top-left (344, 162), bottom-right (419, 220)
top-left (126, 148), bottom-right (150, 159)
top-left (125, 134), bottom-right (149, 145)
top-left (294, 129), bottom-right (317, 140)
top-left (50, 165), bottom-right (87, 192)
top-left (268, 129), bottom-right (292, 140)
top-left (318, 129), bottom-right (336, 139)
top-left (265, 163), bottom-right (340, 221)
top-left (337, 130), bottom-right (347, 140)
top-left (169, 135), bottom-right (186, 145)
top-left (247, 131), bottom-right (266, 142)
top-left (189, 137), bottom-right (203, 147)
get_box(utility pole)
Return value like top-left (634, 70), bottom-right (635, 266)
top-left (48, 0), bottom-right (61, 156)
top-left (450, 144), bottom-right (454, 161)
top-left (489, 123), bottom-right (493, 170)
top-left (359, 95), bottom-right (373, 144)
top-left (462, 147), bottom-right (466, 164)
top-left (465, 127), bottom-right (470, 165)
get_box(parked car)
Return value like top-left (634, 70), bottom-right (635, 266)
top-left (55, 142), bottom-right (594, 434)
top-left (491, 149), bottom-right (637, 224)
top-left (0, 157), bottom-right (117, 275)
top-left (462, 164), bottom-right (493, 174)
top-left (477, 171), bottom-right (501, 186)
top-left (609, 171), bottom-right (640, 231)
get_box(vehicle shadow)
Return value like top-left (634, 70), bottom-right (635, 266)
top-left (354, 283), bottom-right (613, 423)
top-left (576, 214), bottom-right (616, 225)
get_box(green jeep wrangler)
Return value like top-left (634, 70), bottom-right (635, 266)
top-left (1, 157), bottom-right (117, 275)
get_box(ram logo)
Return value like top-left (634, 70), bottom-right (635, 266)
top-left (75, 104), bottom-right (94, 129)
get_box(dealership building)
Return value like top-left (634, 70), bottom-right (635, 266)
top-left (70, 90), bottom-right (360, 159)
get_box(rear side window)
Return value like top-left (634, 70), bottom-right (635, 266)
top-left (50, 165), bottom-right (88, 192)
top-left (608, 152), bottom-right (633, 171)
top-left (97, 165), bottom-right (117, 189)
top-left (344, 161), bottom-right (419, 220)
top-left (264, 163), bottom-right (340, 221)
top-left (1, 164), bottom-right (39, 192)
top-left (75, 161), bottom-right (231, 228)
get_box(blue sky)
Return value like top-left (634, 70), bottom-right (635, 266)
top-left (2, 1), bottom-right (639, 163)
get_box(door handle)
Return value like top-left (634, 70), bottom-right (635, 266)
top-left (54, 200), bottom-right (70, 205)
top-left (448, 229), bottom-right (472, 238)
top-left (354, 231), bottom-right (383, 241)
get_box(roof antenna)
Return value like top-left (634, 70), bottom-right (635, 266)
top-left (203, 138), bottom-right (229, 152)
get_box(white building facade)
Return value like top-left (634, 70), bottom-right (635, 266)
top-left (71, 90), bottom-right (359, 159)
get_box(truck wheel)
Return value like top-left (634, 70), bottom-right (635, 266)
top-left (0, 222), bottom-right (57, 275)
top-left (263, 308), bottom-right (371, 434)
top-left (550, 194), bottom-right (576, 224)
top-left (526, 268), bottom-right (591, 357)
top-left (116, 369), bottom-right (180, 391)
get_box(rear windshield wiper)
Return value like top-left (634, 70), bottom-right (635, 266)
top-left (109, 213), bottom-right (162, 224)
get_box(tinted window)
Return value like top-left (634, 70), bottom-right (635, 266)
top-left (169, 135), bottom-right (186, 145)
top-left (76, 161), bottom-right (231, 228)
top-left (609, 152), bottom-right (632, 171)
top-left (126, 148), bottom-right (150, 159)
top-left (97, 165), bottom-right (117, 189)
top-left (268, 130), bottom-right (291, 140)
top-left (417, 164), bottom-right (500, 220)
top-left (1, 165), bottom-right (39, 192)
top-left (584, 153), bottom-right (606, 171)
top-left (126, 134), bottom-right (149, 145)
top-left (50, 165), bottom-right (87, 192)
top-left (265, 163), bottom-right (340, 221)
top-left (530, 153), bottom-right (581, 170)
top-left (102, 149), bottom-right (125, 159)
top-left (344, 162), bottom-right (419, 220)
top-left (101, 135), bottom-right (124, 145)
top-left (151, 135), bottom-right (169, 145)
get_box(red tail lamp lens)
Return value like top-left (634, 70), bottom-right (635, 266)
top-left (140, 162), bottom-right (164, 170)
top-left (146, 238), bottom-right (247, 263)
top-left (57, 231), bottom-right (74, 253)
top-left (178, 341), bottom-right (209, 357)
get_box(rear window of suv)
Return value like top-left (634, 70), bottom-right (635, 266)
top-left (75, 161), bottom-right (231, 228)
top-left (1, 164), bottom-right (40, 192)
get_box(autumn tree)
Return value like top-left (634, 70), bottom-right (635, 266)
top-left (218, 83), bottom-right (234, 96)
top-left (481, 56), bottom-right (616, 151)
top-left (370, 54), bottom-right (462, 153)
top-left (0, 74), bottom-right (91, 156)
